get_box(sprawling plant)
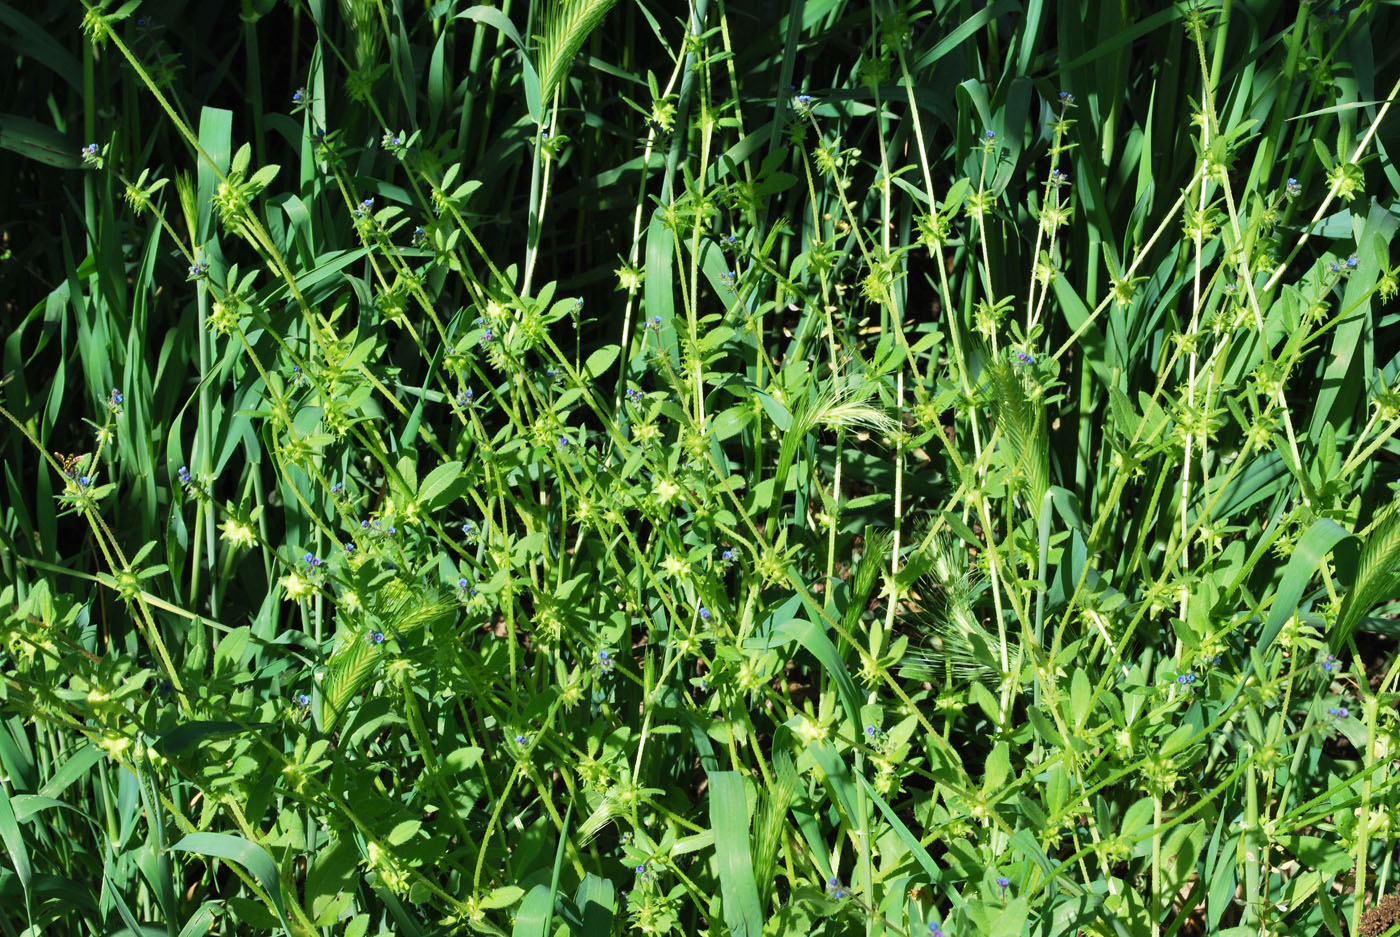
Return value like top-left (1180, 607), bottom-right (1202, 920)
top-left (2, 2), bottom-right (1400, 936)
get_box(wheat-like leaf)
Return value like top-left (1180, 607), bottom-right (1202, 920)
top-left (1334, 501), bottom-right (1400, 649)
top-left (752, 751), bottom-right (797, 902)
top-left (578, 789), bottom-right (625, 846)
top-left (319, 582), bottom-right (454, 732)
top-left (536, 0), bottom-right (620, 102)
top-left (320, 630), bottom-right (379, 733)
top-left (900, 531), bottom-right (1008, 685)
top-left (989, 359), bottom-right (1049, 510)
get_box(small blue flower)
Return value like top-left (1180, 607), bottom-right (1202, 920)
top-left (303, 552), bottom-right (314, 564)
top-left (188, 261), bottom-right (209, 279)
top-left (1346, 253), bottom-right (1359, 269)
top-left (515, 733), bottom-right (527, 744)
top-left (1285, 177), bottom-right (1302, 199)
top-left (796, 93), bottom-right (812, 106)
top-left (110, 388), bottom-right (124, 406)
top-left (1186, 672), bottom-right (1196, 683)
top-left (826, 875), bottom-right (847, 900)
top-left (372, 631), bottom-right (384, 644)
top-left (719, 270), bottom-right (736, 286)
top-left (296, 693), bottom-right (310, 707)
top-left (457, 577), bottom-right (469, 590)
top-left (483, 328), bottom-right (494, 341)
top-left (292, 87), bottom-right (305, 104)
top-left (78, 475), bottom-right (91, 487)
top-left (699, 606), bottom-right (710, 620)
top-left (344, 542), bottom-right (355, 552)
top-left (360, 519), bottom-right (369, 529)
top-left (985, 129), bottom-right (996, 140)
top-left (1016, 350), bottom-right (1035, 365)
top-left (330, 481), bottom-right (344, 495)
top-left (177, 465), bottom-right (191, 484)
top-left (929, 924), bottom-right (944, 937)
top-left (1058, 91), bottom-right (1075, 104)
top-left (82, 142), bottom-right (98, 157)
top-left (412, 226), bottom-right (427, 246)
top-left (1322, 655), bottom-right (1336, 672)
top-left (721, 549), bottom-right (733, 562)
top-left (865, 725), bottom-right (877, 737)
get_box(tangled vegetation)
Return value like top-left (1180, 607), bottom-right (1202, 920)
top-left (2, 1), bottom-right (1400, 936)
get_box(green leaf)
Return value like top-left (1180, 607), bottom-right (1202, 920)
top-left (1260, 518), bottom-right (1356, 655)
top-left (0, 113), bottom-right (80, 168)
top-left (176, 903), bottom-right (218, 937)
top-left (772, 617), bottom-right (859, 733)
top-left (511, 883), bottom-right (552, 937)
top-left (986, 897), bottom-right (1030, 937)
top-left (584, 344), bottom-right (620, 380)
top-left (171, 833), bottom-right (287, 930)
top-left (481, 885), bottom-right (525, 910)
top-left (572, 874), bottom-right (615, 936)
top-left (387, 820), bottom-right (421, 846)
top-left (982, 741), bottom-right (1010, 795)
top-left (38, 742), bottom-right (102, 799)
top-left (709, 771), bottom-right (763, 937)
top-left (709, 405), bottom-right (751, 441)
top-left (417, 460), bottom-right (464, 511)
top-left (0, 6), bottom-right (82, 91)
top-left (1070, 668), bottom-right (1091, 727)
top-left (0, 777), bottom-right (31, 897)
top-left (456, 6), bottom-right (542, 123)
top-left (155, 721), bottom-right (257, 755)
top-left (754, 391), bottom-right (792, 432)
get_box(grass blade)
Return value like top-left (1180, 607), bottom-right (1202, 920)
top-left (170, 833), bottom-right (287, 933)
top-left (709, 771), bottom-right (762, 937)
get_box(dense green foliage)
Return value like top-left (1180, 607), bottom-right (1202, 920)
top-left (3, 1), bottom-right (1400, 936)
